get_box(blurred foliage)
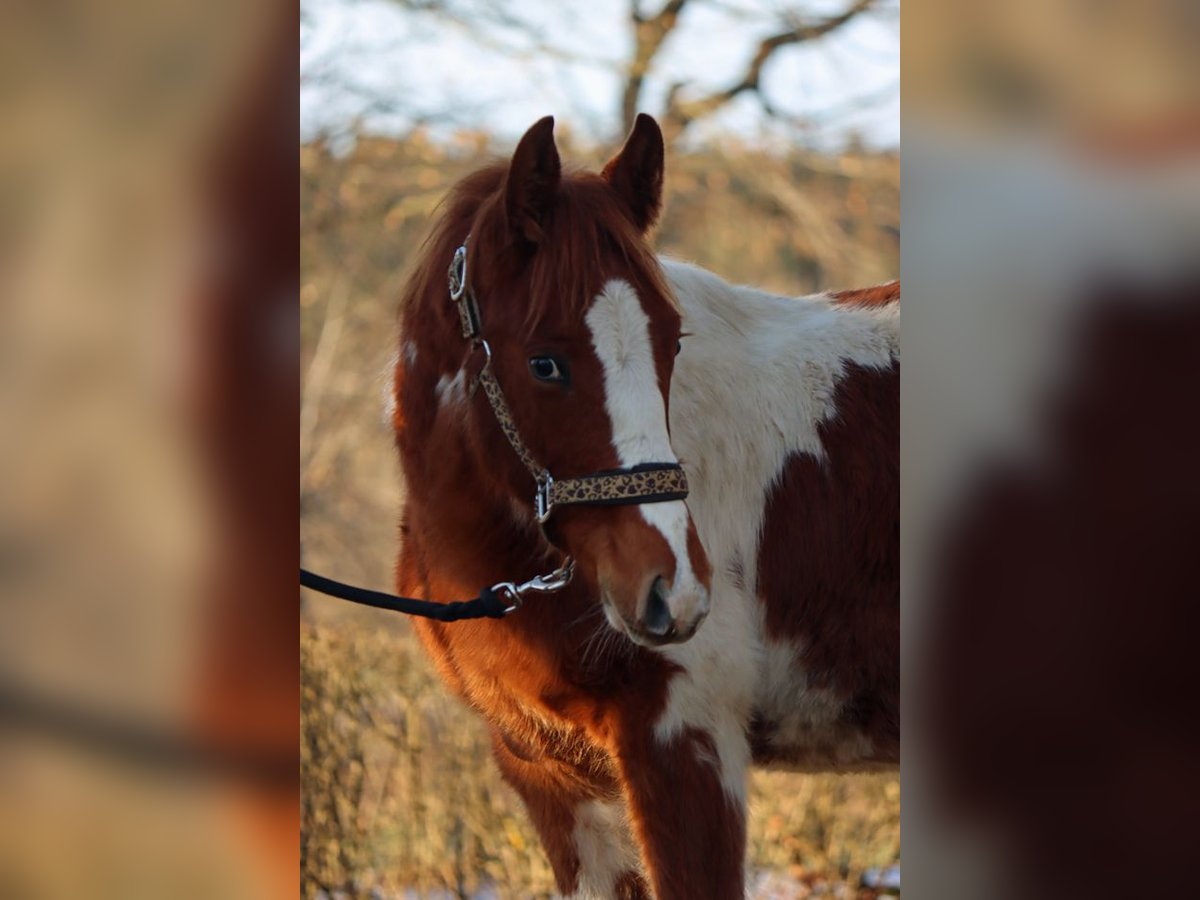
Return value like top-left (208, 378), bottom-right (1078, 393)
top-left (300, 128), bottom-right (899, 897)
top-left (301, 623), bottom-right (560, 898)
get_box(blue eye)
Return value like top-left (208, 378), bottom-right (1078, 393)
top-left (529, 356), bottom-right (568, 383)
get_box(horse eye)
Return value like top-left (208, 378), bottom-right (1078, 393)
top-left (529, 356), bottom-right (568, 384)
top-left (675, 340), bottom-right (682, 356)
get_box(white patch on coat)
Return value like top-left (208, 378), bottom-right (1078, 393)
top-left (565, 799), bottom-right (642, 899)
top-left (755, 637), bottom-right (874, 766)
top-left (756, 639), bottom-right (844, 734)
top-left (584, 279), bottom-right (700, 607)
top-left (434, 368), bottom-right (466, 407)
top-left (382, 349), bottom-right (400, 427)
top-left (664, 258), bottom-right (897, 600)
top-left (654, 559), bottom-right (757, 807)
top-left (650, 258), bottom-right (898, 780)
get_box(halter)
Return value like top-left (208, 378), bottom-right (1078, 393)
top-left (447, 239), bottom-right (690, 526)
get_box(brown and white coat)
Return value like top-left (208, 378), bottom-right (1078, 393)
top-left (391, 116), bottom-right (897, 899)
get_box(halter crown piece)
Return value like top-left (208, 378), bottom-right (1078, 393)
top-left (448, 239), bottom-right (690, 525)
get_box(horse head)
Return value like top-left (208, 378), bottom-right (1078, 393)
top-left (406, 114), bottom-right (712, 645)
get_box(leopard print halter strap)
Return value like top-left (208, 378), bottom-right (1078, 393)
top-left (449, 240), bottom-right (689, 524)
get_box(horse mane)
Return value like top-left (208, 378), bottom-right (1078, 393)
top-left (400, 160), bottom-right (676, 336)
top-left (831, 280), bottom-right (900, 308)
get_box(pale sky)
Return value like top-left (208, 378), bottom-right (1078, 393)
top-left (300, 0), bottom-right (899, 150)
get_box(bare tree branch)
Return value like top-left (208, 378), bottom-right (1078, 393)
top-left (313, 0), bottom-right (893, 147)
top-left (620, 0), bottom-right (690, 135)
top-left (759, 78), bottom-right (899, 134)
top-left (661, 0), bottom-right (876, 142)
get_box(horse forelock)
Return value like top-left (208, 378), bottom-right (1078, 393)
top-left (512, 173), bottom-right (676, 335)
top-left (399, 162), bottom-right (675, 346)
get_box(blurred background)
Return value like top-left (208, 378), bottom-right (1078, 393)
top-left (902, 1), bottom-right (1199, 898)
top-left (299, 1), bottom-right (899, 898)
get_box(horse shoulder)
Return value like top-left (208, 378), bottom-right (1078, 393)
top-left (664, 259), bottom-right (899, 769)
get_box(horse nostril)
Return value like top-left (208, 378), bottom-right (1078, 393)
top-left (641, 577), bottom-right (675, 638)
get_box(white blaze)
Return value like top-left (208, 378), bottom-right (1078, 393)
top-left (585, 279), bottom-right (701, 610)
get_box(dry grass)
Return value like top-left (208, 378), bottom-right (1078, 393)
top-left (301, 621), bottom-right (899, 899)
top-left (300, 129), bottom-right (900, 897)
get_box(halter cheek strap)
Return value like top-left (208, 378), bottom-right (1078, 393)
top-left (449, 239), bottom-right (689, 524)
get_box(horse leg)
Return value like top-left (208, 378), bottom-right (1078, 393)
top-left (614, 711), bottom-right (750, 899)
top-left (489, 728), bottom-right (649, 899)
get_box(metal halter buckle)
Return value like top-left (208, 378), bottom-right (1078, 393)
top-left (534, 472), bottom-right (554, 524)
top-left (490, 557), bottom-right (575, 615)
top-left (448, 244), bottom-right (467, 300)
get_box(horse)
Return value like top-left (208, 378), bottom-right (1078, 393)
top-left (390, 114), bottom-right (898, 899)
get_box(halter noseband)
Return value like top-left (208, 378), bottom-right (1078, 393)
top-left (448, 240), bottom-right (689, 526)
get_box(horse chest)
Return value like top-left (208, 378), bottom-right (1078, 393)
top-left (658, 577), bottom-right (882, 771)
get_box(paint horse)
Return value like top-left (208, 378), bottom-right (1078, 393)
top-left (391, 115), bottom-right (898, 899)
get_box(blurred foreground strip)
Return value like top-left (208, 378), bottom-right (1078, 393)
top-left (0, 680), bottom-right (295, 788)
top-left (903, 0), bottom-right (1200, 896)
top-left (0, 0), bottom-right (298, 897)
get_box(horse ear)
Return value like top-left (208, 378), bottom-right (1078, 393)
top-left (602, 113), bottom-right (665, 233)
top-left (505, 116), bottom-right (561, 245)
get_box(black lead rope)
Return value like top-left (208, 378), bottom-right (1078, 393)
top-left (0, 681), bottom-right (296, 788)
top-left (300, 568), bottom-right (509, 621)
